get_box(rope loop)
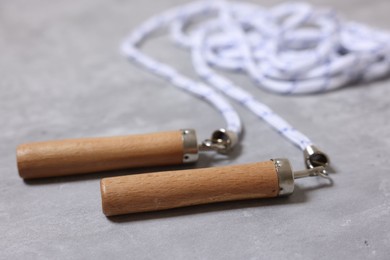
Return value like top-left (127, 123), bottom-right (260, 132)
top-left (122, 1), bottom-right (390, 150)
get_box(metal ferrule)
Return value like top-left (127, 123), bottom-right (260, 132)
top-left (211, 129), bottom-right (238, 153)
top-left (303, 145), bottom-right (329, 169)
top-left (198, 128), bottom-right (239, 154)
top-left (181, 129), bottom-right (199, 163)
top-left (273, 158), bottom-right (295, 196)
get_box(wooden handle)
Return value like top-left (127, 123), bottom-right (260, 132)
top-left (17, 130), bottom-right (187, 179)
top-left (100, 161), bottom-right (279, 216)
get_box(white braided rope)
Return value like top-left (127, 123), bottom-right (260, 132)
top-left (121, 1), bottom-right (390, 150)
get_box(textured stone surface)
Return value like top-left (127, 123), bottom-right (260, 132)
top-left (1, 0), bottom-right (390, 259)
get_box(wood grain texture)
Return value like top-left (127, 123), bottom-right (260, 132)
top-left (17, 130), bottom-right (184, 179)
top-left (101, 161), bottom-right (279, 216)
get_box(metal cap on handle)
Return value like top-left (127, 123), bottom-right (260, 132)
top-left (273, 158), bottom-right (329, 196)
top-left (181, 129), bottom-right (199, 163)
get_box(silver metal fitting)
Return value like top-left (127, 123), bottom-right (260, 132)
top-left (273, 158), bottom-right (329, 196)
top-left (294, 166), bottom-right (328, 179)
top-left (181, 129), bottom-right (199, 163)
top-left (273, 158), bottom-right (295, 196)
top-left (303, 145), bottom-right (330, 169)
top-left (199, 129), bottom-right (238, 154)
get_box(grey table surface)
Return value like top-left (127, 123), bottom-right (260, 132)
top-left (1, 0), bottom-right (390, 259)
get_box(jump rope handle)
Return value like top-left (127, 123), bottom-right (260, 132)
top-left (101, 159), bottom-right (328, 216)
top-left (16, 129), bottom-right (198, 179)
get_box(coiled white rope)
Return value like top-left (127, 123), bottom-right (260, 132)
top-left (121, 0), bottom-right (390, 150)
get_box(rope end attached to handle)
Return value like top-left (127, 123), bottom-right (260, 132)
top-left (303, 145), bottom-right (330, 169)
top-left (198, 128), bottom-right (238, 154)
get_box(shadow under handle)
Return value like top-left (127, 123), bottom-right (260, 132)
top-left (16, 129), bottom-right (198, 179)
top-left (100, 159), bottom-right (295, 216)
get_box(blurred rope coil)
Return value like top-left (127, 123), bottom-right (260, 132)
top-left (121, 0), bottom-right (390, 150)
